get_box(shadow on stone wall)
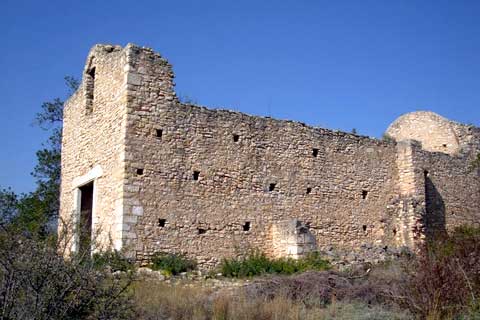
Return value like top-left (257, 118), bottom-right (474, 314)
top-left (424, 175), bottom-right (447, 240)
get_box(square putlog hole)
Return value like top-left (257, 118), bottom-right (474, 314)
top-left (193, 171), bottom-right (200, 181)
top-left (197, 228), bottom-right (206, 235)
top-left (136, 168), bottom-right (144, 175)
top-left (312, 148), bottom-right (319, 157)
top-left (155, 129), bottom-right (163, 139)
top-left (158, 219), bottom-right (166, 227)
top-left (233, 134), bottom-right (240, 142)
top-left (269, 183), bottom-right (276, 192)
top-left (243, 221), bottom-right (251, 231)
top-left (362, 190), bottom-right (368, 199)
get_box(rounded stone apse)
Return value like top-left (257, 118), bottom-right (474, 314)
top-left (386, 111), bottom-right (460, 155)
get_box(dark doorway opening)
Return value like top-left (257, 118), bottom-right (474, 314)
top-left (79, 182), bottom-right (94, 255)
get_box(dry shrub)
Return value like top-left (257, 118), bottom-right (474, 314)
top-left (0, 226), bottom-right (135, 320)
top-left (403, 253), bottom-right (469, 319)
top-left (246, 266), bottom-right (405, 308)
top-left (246, 271), bottom-right (350, 306)
top-left (400, 227), bottom-right (480, 319)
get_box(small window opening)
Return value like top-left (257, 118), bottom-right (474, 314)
top-left (312, 148), bottom-right (319, 157)
top-left (158, 219), bottom-right (166, 227)
top-left (362, 225), bottom-right (367, 232)
top-left (85, 67), bottom-right (95, 111)
top-left (269, 183), bottom-right (276, 192)
top-left (233, 134), bottom-right (240, 142)
top-left (198, 228), bottom-right (206, 235)
top-left (393, 228), bottom-right (397, 236)
top-left (87, 67), bottom-right (96, 78)
top-left (156, 129), bottom-right (163, 139)
top-left (306, 187), bottom-right (312, 195)
top-left (243, 221), bottom-right (251, 231)
top-left (424, 170), bottom-right (429, 179)
top-left (193, 171), bottom-right (200, 180)
top-left (136, 168), bottom-right (144, 175)
top-left (362, 190), bottom-right (368, 199)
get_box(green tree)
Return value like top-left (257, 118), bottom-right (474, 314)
top-left (0, 76), bottom-right (79, 236)
top-left (30, 76), bottom-right (79, 233)
top-left (0, 188), bottom-right (18, 227)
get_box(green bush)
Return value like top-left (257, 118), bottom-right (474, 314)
top-left (92, 250), bottom-right (135, 272)
top-left (297, 251), bottom-right (331, 271)
top-left (150, 252), bottom-right (197, 275)
top-left (220, 251), bottom-right (330, 278)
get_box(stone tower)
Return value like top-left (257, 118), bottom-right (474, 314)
top-left (60, 44), bottom-right (176, 255)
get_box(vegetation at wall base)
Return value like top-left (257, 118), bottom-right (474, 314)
top-left (150, 252), bottom-right (197, 275)
top-left (220, 251), bottom-right (331, 278)
top-left (92, 250), bottom-right (136, 273)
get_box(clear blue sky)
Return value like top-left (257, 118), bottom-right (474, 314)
top-left (1, 0), bottom-right (479, 194)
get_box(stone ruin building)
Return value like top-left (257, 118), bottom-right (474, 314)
top-left (59, 43), bottom-right (480, 267)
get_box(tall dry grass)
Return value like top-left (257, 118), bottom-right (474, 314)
top-left (133, 280), bottom-right (411, 320)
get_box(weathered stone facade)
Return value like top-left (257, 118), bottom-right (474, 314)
top-left (59, 44), bottom-right (480, 267)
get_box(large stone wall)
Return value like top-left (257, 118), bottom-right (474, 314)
top-left (120, 46), bottom-right (405, 266)
top-left (60, 44), bottom-right (480, 267)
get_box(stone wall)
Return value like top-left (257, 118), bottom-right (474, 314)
top-left (60, 44), bottom-right (480, 268)
top-left (416, 147), bottom-right (480, 238)
top-left (120, 46), bottom-right (404, 266)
